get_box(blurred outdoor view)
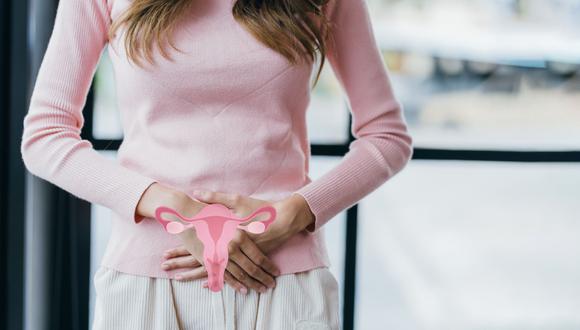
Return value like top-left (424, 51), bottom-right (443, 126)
top-left (90, 0), bottom-right (580, 329)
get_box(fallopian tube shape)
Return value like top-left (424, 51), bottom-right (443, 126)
top-left (154, 203), bottom-right (277, 292)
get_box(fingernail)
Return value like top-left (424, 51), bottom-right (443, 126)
top-left (175, 275), bottom-right (183, 280)
top-left (240, 287), bottom-right (247, 295)
top-left (202, 282), bottom-right (208, 288)
top-left (259, 286), bottom-right (266, 293)
top-left (274, 269), bottom-right (281, 276)
top-left (161, 263), bottom-right (169, 269)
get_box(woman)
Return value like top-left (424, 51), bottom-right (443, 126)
top-left (20, 0), bottom-right (413, 328)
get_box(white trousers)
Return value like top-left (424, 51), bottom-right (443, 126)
top-left (92, 265), bottom-right (341, 330)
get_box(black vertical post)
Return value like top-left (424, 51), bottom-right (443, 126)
top-left (343, 205), bottom-right (359, 330)
top-left (0, 0), bottom-right (29, 329)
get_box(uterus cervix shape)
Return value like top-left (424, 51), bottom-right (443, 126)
top-left (154, 203), bottom-right (277, 292)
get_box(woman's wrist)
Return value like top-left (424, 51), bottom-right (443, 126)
top-left (283, 193), bottom-right (315, 234)
top-left (136, 183), bottom-right (204, 221)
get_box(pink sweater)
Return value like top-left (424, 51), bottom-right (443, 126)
top-left (20, 0), bottom-right (413, 278)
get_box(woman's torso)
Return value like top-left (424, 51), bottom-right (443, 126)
top-left (99, 0), bottom-right (330, 278)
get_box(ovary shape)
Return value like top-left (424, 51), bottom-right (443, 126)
top-left (154, 203), bottom-right (277, 292)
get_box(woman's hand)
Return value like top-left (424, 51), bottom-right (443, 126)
top-left (161, 245), bottom-right (206, 281)
top-left (162, 233), bottom-right (280, 295)
top-left (190, 190), bottom-right (315, 254)
top-left (162, 190), bottom-right (316, 293)
top-left (136, 183), bottom-right (286, 293)
top-left (157, 190), bottom-right (294, 294)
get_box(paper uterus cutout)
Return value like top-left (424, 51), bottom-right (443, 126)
top-left (154, 203), bottom-right (277, 292)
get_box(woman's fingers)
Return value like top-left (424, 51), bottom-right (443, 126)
top-left (226, 259), bottom-right (270, 293)
top-left (161, 255), bottom-right (201, 270)
top-left (173, 266), bottom-right (208, 281)
top-left (239, 238), bottom-right (280, 277)
top-left (219, 271), bottom-right (249, 295)
top-left (163, 246), bottom-right (191, 259)
top-left (227, 232), bottom-right (276, 290)
top-left (202, 271), bottom-right (249, 295)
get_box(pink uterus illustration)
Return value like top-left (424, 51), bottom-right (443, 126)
top-left (154, 203), bottom-right (277, 292)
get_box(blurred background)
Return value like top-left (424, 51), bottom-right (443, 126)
top-left (2, 0), bottom-right (579, 329)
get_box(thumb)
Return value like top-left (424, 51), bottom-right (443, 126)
top-left (192, 190), bottom-right (219, 203)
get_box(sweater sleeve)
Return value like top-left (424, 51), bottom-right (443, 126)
top-left (20, 0), bottom-right (158, 224)
top-left (293, 0), bottom-right (414, 233)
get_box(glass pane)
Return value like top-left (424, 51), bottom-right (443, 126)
top-left (356, 160), bottom-right (580, 329)
top-left (367, 0), bottom-right (580, 150)
top-left (93, 49), bottom-right (123, 140)
top-left (88, 152), bottom-right (347, 325)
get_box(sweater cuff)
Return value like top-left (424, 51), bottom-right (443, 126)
top-left (117, 173), bottom-right (158, 225)
top-left (293, 184), bottom-right (335, 234)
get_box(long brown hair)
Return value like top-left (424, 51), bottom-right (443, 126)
top-left (108, 0), bottom-right (334, 88)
